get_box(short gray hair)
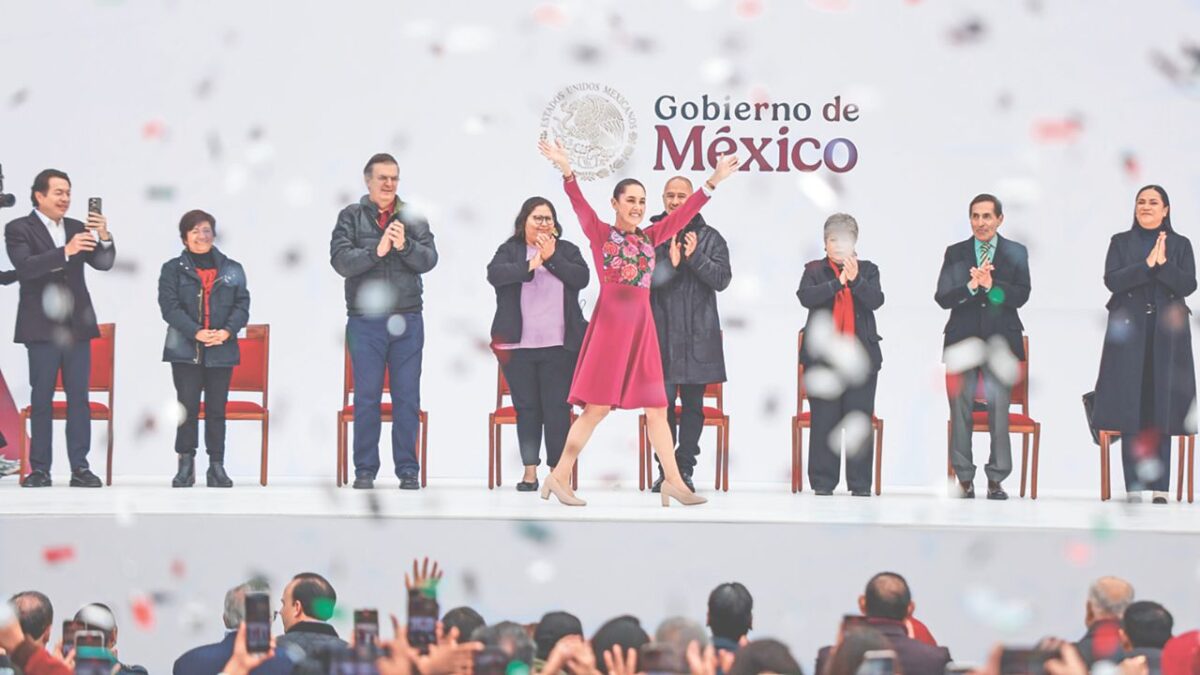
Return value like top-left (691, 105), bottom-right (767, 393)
top-left (823, 213), bottom-right (859, 242)
top-left (473, 621), bottom-right (537, 666)
top-left (1087, 577), bottom-right (1134, 620)
top-left (655, 616), bottom-right (708, 650)
top-left (224, 578), bottom-right (271, 629)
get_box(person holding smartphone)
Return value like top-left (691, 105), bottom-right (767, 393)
top-left (5, 169), bottom-right (114, 488)
top-left (797, 213), bottom-right (885, 497)
top-left (158, 209), bottom-right (250, 488)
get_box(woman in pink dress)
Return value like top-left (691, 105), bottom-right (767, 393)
top-left (537, 139), bottom-right (740, 507)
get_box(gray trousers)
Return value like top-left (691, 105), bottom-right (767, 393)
top-left (948, 365), bottom-right (1012, 483)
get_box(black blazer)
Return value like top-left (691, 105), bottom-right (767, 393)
top-left (815, 620), bottom-right (951, 675)
top-left (797, 257), bottom-right (885, 371)
top-left (4, 210), bottom-right (115, 343)
top-left (934, 234), bottom-right (1030, 359)
top-left (487, 237), bottom-right (590, 351)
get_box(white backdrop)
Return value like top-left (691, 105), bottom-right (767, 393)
top-left (2, 0), bottom-right (1199, 491)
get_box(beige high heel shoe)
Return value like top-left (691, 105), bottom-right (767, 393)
top-left (540, 473), bottom-right (586, 506)
top-left (661, 481), bottom-right (707, 507)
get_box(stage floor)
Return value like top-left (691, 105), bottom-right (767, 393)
top-left (1, 478), bottom-right (1196, 534)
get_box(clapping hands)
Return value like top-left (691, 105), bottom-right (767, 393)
top-left (1146, 231), bottom-right (1167, 268)
top-left (968, 260), bottom-right (994, 291)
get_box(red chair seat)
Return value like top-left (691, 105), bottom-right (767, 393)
top-left (673, 405), bottom-right (726, 419)
top-left (342, 403), bottom-right (395, 415)
top-left (795, 412), bottom-right (811, 423)
top-left (493, 406), bottom-right (516, 418)
top-left (200, 401), bottom-right (265, 415)
top-left (34, 401), bottom-right (112, 419)
top-left (971, 411), bottom-right (1036, 427)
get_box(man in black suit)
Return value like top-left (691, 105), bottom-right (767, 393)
top-left (173, 580), bottom-right (293, 675)
top-left (4, 169), bottom-right (115, 487)
top-left (815, 572), bottom-right (951, 675)
top-left (935, 193), bottom-right (1030, 500)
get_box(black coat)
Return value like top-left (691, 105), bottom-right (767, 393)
top-left (487, 237), bottom-right (590, 351)
top-left (330, 196), bottom-right (438, 316)
top-left (797, 257), bottom-right (885, 371)
top-left (934, 235), bottom-right (1030, 360)
top-left (815, 620), bottom-right (951, 675)
top-left (1093, 228), bottom-right (1196, 433)
top-left (157, 247), bottom-right (251, 367)
top-left (649, 213), bottom-right (731, 385)
top-left (5, 210), bottom-right (116, 343)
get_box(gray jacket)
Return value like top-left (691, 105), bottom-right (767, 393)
top-left (649, 212), bottom-right (731, 385)
top-left (330, 196), bottom-right (438, 316)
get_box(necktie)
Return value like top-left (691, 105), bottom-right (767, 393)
top-left (979, 240), bottom-right (992, 265)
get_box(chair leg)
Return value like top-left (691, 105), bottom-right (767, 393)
top-left (723, 418), bottom-right (730, 492)
top-left (1099, 432), bottom-right (1110, 501)
top-left (420, 412), bottom-right (428, 488)
top-left (260, 412), bottom-right (269, 487)
top-left (798, 422), bottom-right (805, 493)
top-left (105, 417), bottom-right (114, 486)
top-left (714, 423), bottom-right (721, 492)
top-left (18, 410), bottom-right (28, 479)
top-left (1031, 423), bottom-right (1040, 500)
top-left (946, 421), bottom-right (953, 478)
top-left (337, 415), bottom-right (345, 487)
top-left (1020, 433), bottom-right (1029, 498)
top-left (874, 419), bottom-right (883, 496)
top-left (1177, 436), bottom-right (1186, 502)
top-left (638, 415), bottom-right (646, 491)
top-left (1189, 435), bottom-right (1195, 504)
top-left (487, 417), bottom-right (495, 490)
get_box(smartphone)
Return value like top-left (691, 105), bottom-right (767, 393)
top-left (244, 591), bottom-right (272, 654)
top-left (354, 609), bottom-right (379, 649)
top-left (857, 649), bottom-right (897, 675)
top-left (406, 589), bottom-right (439, 655)
top-left (85, 198), bottom-right (102, 240)
top-left (639, 643), bottom-right (687, 675)
top-left (74, 630), bottom-right (105, 650)
top-left (999, 648), bottom-right (1056, 675)
top-left (61, 620), bottom-right (83, 656)
top-left (841, 614), bottom-right (869, 634)
top-left (74, 655), bottom-right (113, 675)
top-left (472, 647), bottom-right (509, 675)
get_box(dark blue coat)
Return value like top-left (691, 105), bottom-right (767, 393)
top-left (1093, 228), bottom-right (1196, 433)
top-left (157, 247), bottom-right (250, 367)
top-left (173, 631), bottom-right (293, 675)
top-left (934, 235), bottom-right (1030, 360)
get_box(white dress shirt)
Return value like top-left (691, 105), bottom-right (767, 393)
top-left (33, 208), bottom-right (112, 261)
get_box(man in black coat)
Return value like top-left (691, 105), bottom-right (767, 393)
top-left (935, 193), bottom-right (1030, 500)
top-left (648, 176), bottom-right (732, 492)
top-left (173, 581), bottom-right (293, 675)
top-left (4, 169), bottom-right (115, 488)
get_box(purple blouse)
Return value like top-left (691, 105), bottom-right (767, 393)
top-left (494, 245), bottom-right (566, 350)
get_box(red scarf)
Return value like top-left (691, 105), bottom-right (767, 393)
top-left (196, 268), bottom-right (218, 329)
top-left (377, 204), bottom-right (394, 230)
top-left (828, 259), bottom-right (855, 335)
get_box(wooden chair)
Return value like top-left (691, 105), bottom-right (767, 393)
top-left (1097, 431), bottom-right (1194, 502)
top-left (792, 330), bottom-right (884, 494)
top-left (19, 323), bottom-right (116, 485)
top-left (199, 324), bottom-right (270, 486)
top-left (488, 365), bottom-right (578, 490)
top-left (944, 335), bottom-right (1040, 499)
top-left (336, 346), bottom-right (429, 487)
top-left (637, 382), bottom-right (730, 491)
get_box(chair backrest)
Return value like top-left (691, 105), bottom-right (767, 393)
top-left (497, 366), bottom-right (511, 409)
top-left (54, 324), bottom-right (115, 401)
top-left (703, 381), bottom-right (723, 410)
top-left (957, 335), bottom-right (1031, 415)
top-left (229, 325), bottom-right (269, 406)
top-left (343, 343), bottom-right (390, 408)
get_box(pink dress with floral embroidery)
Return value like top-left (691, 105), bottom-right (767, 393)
top-left (562, 177), bottom-right (710, 408)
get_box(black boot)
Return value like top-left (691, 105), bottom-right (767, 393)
top-left (206, 461), bottom-right (233, 488)
top-left (172, 454), bottom-right (195, 487)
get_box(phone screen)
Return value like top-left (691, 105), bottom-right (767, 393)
top-left (354, 609), bottom-right (380, 648)
top-left (406, 590), bottom-right (439, 654)
top-left (74, 657), bottom-right (113, 675)
top-left (472, 647), bottom-right (509, 675)
top-left (87, 198), bottom-right (102, 215)
top-left (62, 620), bottom-right (83, 656)
top-left (74, 631), bottom-right (105, 650)
top-left (244, 592), bottom-right (272, 654)
top-left (858, 650), bottom-right (896, 675)
top-left (999, 648), bottom-right (1056, 675)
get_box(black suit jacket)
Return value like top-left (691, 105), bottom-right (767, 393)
top-left (173, 631), bottom-right (293, 675)
top-left (487, 237), bottom-right (590, 351)
top-left (815, 620), bottom-right (951, 675)
top-left (5, 210), bottom-right (115, 343)
top-left (797, 257), bottom-right (885, 371)
top-left (934, 235), bottom-right (1030, 360)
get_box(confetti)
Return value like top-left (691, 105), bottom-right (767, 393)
top-left (42, 545), bottom-right (76, 564)
top-left (142, 120), bottom-right (167, 141)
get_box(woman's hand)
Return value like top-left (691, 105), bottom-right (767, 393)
top-left (706, 154), bottom-right (741, 188)
top-left (1147, 232), bottom-right (1166, 267)
top-left (539, 138), bottom-right (574, 178)
top-left (529, 252), bottom-right (544, 272)
top-left (537, 233), bottom-right (557, 261)
top-left (844, 255), bottom-right (859, 282)
top-left (669, 236), bottom-right (682, 268)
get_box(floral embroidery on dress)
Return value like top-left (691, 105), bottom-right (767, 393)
top-left (601, 228), bottom-right (656, 288)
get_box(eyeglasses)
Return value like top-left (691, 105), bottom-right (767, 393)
top-left (530, 216), bottom-right (554, 225)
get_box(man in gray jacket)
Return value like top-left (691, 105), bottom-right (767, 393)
top-left (331, 153), bottom-right (438, 490)
top-left (648, 176), bottom-right (732, 492)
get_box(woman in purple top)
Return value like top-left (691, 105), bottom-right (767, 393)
top-left (488, 197), bottom-right (591, 491)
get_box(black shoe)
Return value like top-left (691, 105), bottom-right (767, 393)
top-left (70, 468), bottom-right (102, 488)
top-left (352, 475), bottom-right (374, 490)
top-left (516, 479), bottom-right (539, 492)
top-left (814, 488), bottom-right (834, 496)
top-left (959, 481), bottom-right (975, 499)
top-left (21, 470), bottom-right (52, 488)
top-left (1153, 496), bottom-right (1169, 505)
top-left (206, 462), bottom-right (233, 488)
top-left (682, 474), bottom-right (696, 493)
top-left (399, 475), bottom-right (420, 490)
top-left (851, 489), bottom-right (871, 497)
top-left (172, 455), bottom-right (196, 487)
top-left (986, 481), bottom-right (1008, 500)
top-left (650, 474), bottom-right (665, 493)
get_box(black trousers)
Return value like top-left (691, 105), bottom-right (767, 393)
top-left (26, 340), bottom-right (92, 473)
top-left (1121, 313), bottom-right (1171, 492)
top-left (654, 382), bottom-right (706, 477)
top-left (497, 346), bottom-right (575, 468)
top-left (808, 372), bottom-right (878, 492)
top-left (171, 362), bottom-right (233, 461)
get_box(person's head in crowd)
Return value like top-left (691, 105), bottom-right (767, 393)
top-left (823, 213), bottom-right (859, 265)
top-left (223, 578), bottom-right (270, 630)
top-left (1086, 576), bottom-right (1135, 628)
top-left (30, 168), bottom-right (71, 221)
top-left (535, 611), bottom-right (584, 661)
top-left (473, 621), bottom-right (537, 666)
top-left (727, 639), bottom-right (804, 675)
top-left (826, 626), bottom-right (896, 675)
top-left (74, 603), bottom-right (119, 651)
top-left (1133, 185), bottom-right (1172, 231)
top-left (968, 193), bottom-right (1004, 243)
top-left (1121, 601), bottom-right (1173, 651)
top-left (363, 153), bottom-right (401, 211)
top-left (442, 606), bottom-right (486, 642)
top-left (591, 616), bottom-right (649, 674)
top-left (860, 572), bottom-right (913, 621)
top-left (662, 176), bottom-right (694, 214)
top-left (708, 582), bottom-right (754, 644)
top-left (280, 573), bottom-right (336, 631)
top-left (9, 591), bottom-right (53, 646)
top-left (656, 617), bottom-right (709, 652)
top-left (510, 196), bottom-right (563, 244)
top-left (178, 209), bottom-right (217, 255)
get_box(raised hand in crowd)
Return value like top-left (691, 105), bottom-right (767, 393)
top-left (538, 138), bottom-right (574, 178)
top-left (220, 623), bottom-right (275, 675)
top-left (65, 231), bottom-right (97, 257)
top-left (603, 645), bottom-right (638, 675)
top-left (405, 557), bottom-right (444, 595)
top-left (705, 154), bottom-right (740, 188)
top-left (685, 640), bottom-right (737, 675)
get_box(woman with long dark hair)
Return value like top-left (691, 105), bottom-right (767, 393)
top-left (536, 138), bottom-right (739, 506)
top-left (487, 197), bottom-right (591, 491)
top-left (1093, 185), bottom-right (1196, 503)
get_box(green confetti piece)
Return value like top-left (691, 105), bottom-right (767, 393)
top-left (987, 287), bottom-right (1006, 305)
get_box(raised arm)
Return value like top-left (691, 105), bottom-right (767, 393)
top-left (648, 154), bottom-right (741, 247)
top-left (539, 138), bottom-right (609, 244)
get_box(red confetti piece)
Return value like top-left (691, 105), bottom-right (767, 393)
top-left (736, 0), bottom-right (764, 19)
top-left (170, 558), bottom-right (186, 579)
top-left (532, 3), bottom-right (567, 27)
top-left (142, 120), bottom-right (167, 140)
top-left (131, 595), bottom-right (155, 631)
top-left (1031, 117), bottom-right (1082, 143)
top-left (1063, 540), bottom-right (1092, 567)
top-left (42, 546), bottom-right (75, 564)
top-left (1122, 152), bottom-right (1140, 180)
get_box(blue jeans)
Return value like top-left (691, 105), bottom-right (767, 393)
top-left (347, 313), bottom-right (423, 478)
top-left (27, 340), bottom-right (92, 472)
